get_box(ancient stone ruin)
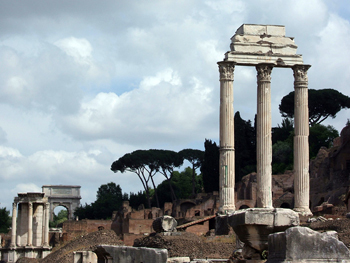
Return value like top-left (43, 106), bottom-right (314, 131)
top-left (218, 24), bottom-right (311, 216)
top-left (217, 24), bottom-right (350, 263)
top-left (0, 185), bottom-right (81, 262)
top-left (0, 193), bottom-right (51, 262)
top-left (42, 185), bottom-right (81, 221)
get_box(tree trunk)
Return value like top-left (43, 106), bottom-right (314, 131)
top-left (150, 176), bottom-right (160, 208)
top-left (192, 164), bottom-right (196, 197)
top-left (167, 178), bottom-right (177, 202)
top-left (145, 187), bottom-right (151, 209)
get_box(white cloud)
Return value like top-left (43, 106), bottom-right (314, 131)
top-left (55, 37), bottom-right (93, 60)
top-left (12, 183), bottom-right (42, 194)
top-left (59, 68), bottom-right (216, 146)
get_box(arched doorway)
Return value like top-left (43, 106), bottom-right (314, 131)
top-left (50, 205), bottom-right (69, 227)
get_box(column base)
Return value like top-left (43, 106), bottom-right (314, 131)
top-left (293, 207), bottom-right (313, 216)
top-left (219, 205), bottom-right (235, 215)
top-left (9, 244), bottom-right (16, 249)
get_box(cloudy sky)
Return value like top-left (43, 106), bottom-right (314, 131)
top-left (0, 0), bottom-right (349, 214)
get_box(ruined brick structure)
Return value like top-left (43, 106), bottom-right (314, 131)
top-left (310, 125), bottom-right (350, 213)
top-left (235, 171), bottom-right (294, 210)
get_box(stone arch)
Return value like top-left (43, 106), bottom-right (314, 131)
top-left (42, 185), bottom-right (81, 221)
top-left (239, 205), bottom-right (250, 209)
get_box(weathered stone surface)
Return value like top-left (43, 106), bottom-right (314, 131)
top-left (235, 24), bottom-right (286, 37)
top-left (42, 185), bottom-right (81, 221)
top-left (73, 251), bottom-right (97, 263)
top-left (225, 24), bottom-right (303, 67)
top-left (167, 257), bottom-right (191, 263)
top-left (218, 61), bottom-right (236, 213)
top-left (228, 208), bottom-right (299, 251)
top-left (267, 226), bottom-right (350, 263)
top-left (99, 245), bottom-right (168, 263)
top-left (153, 215), bottom-right (178, 233)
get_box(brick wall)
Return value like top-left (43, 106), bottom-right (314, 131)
top-left (61, 219), bottom-right (112, 241)
top-left (128, 219), bottom-right (153, 234)
top-left (185, 221), bottom-right (209, 236)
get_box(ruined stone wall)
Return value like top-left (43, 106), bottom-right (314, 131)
top-left (309, 125), bottom-right (350, 212)
top-left (185, 220), bottom-right (209, 236)
top-left (62, 219), bottom-right (112, 241)
top-left (128, 219), bottom-right (153, 234)
top-left (164, 202), bottom-right (173, 215)
top-left (172, 193), bottom-right (219, 218)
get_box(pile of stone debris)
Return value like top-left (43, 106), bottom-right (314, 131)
top-left (134, 232), bottom-right (234, 259)
top-left (17, 229), bottom-right (123, 263)
top-left (309, 218), bottom-right (350, 248)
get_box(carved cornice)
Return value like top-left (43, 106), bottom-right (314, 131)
top-left (218, 62), bottom-right (235, 81)
top-left (293, 64), bottom-right (311, 83)
top-left (256, 64), bottom-right (273, 82)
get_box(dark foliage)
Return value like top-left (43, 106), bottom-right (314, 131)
top-left (0, 207), bottom-right (11, 233)
top-left (279, 89), bottom-right (350, 126)
top-left (201, 139), bottom-right (220, 193)
top-left (234, 112), bottom-right (256, 182)
top-left (74, 182), bottom-right (125, 219)
top-left (178, 149), bottom-right (204, 196)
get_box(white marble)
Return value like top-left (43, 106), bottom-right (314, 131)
top-left (218, 62), bottom-right (236, 213)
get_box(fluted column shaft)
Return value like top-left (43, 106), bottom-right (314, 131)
top-left (293, 64), bottom-right (312, 215)
top-left (10, 202), bottom-right (17, 247)
top-left (43, 203), bottom-right (50, 246)
top-left (27, 202), bottom-right (33, 246)
top-left (218, 62), bottom-right (236, 213)
top-left (256, 64), bottom-right (273, 208)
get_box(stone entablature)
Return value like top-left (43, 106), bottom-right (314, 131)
top-left (226, 24), bottom-right (303, 67)
top-left (42, 185), bottom-right (81, 197)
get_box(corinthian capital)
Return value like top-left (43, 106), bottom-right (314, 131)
top-left (293, 64), bottom-right (311, 82)
top-left (12, 202), bottom-right (17, 210)
top-left (256, 64), bottom-right (273, 82)
top-left (218, 62), bottom-right (235, 81)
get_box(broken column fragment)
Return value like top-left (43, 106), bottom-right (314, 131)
top-left (228, 208), bottom-right (299, 259)
top-left (152, 215), bottom-right (178, 233)
top-left (267, 226), bottom-right (350, 263)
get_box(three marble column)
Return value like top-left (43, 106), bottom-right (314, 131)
top-left (218, 62), bottom-right (311, 215)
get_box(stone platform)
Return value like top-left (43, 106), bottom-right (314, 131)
top-left (228, 208), bottom-right (299, 252)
